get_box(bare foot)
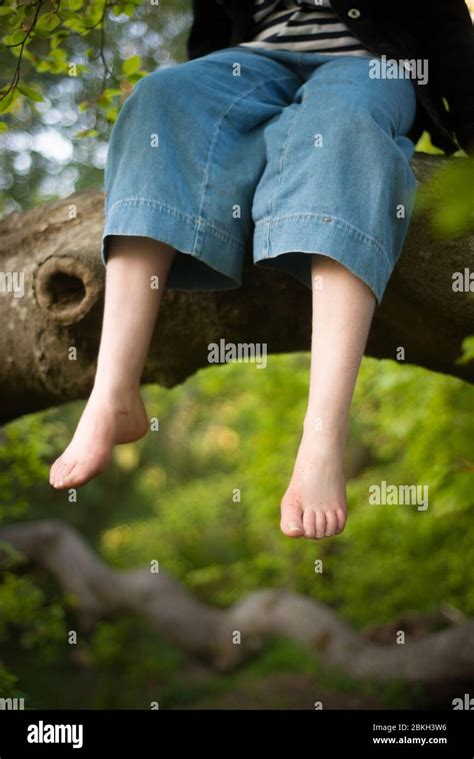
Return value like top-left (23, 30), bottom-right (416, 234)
top-left (49, 387), bottom-right (148, 489)
top-left (280, 432), bottom-right (347, 540)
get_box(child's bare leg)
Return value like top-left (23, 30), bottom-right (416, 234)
top-left (280, 255), bottom-right (375, 539)
top-left (50, 236), bottom-right (175, 489)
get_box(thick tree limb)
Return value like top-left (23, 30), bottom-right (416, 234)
top-left (1, 155), bottom-right (473, 425)
top-left (1, 519), bottom-right (473, 683)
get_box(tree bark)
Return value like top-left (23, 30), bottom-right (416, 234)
top-left (1, 154), bottom-right (473, 425)
top-left (1, 519), bottom-right (473, 683)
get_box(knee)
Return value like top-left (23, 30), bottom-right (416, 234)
top-left (327, 81), bottom-right (415, 138)
top-left (108, 69), bottom-right (178, 157)
top-left (131, 67), bottom-right (170, 100)
top-left (323, 91), bottom-right (397, 139)
top-left (126, 66), bottom-right (186, 117)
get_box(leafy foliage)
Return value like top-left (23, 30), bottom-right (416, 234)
top-left (0, 0), bottom-right (190, 213)
top-left (416, 156), bottom-right (474, 236)
top-left (1, 355), bottom-right (473, 707)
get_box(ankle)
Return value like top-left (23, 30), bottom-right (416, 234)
top-left (91, 380), bottom-right (141, 404)
top-left (302, 414), bottom-right (348, 451)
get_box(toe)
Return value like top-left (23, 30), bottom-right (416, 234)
top-left (63, 456), bottom-right (109, 489)
top-left (280, 493), bottom-right (304, 537)
top-left (50, 455), bottom-right (66, 482)
top-left (302, 509), bottom-right (316, 539)
top-left (54, 458), bottom-right (76, 488)
top-left (325, 511), bottom-right (338, 537)
top-left (51, 461), bottom-right (66, 487)
top-left (49, 459), bottom-right (61, 485)
top-left (54, 457), bottom-right (77, 488)
top-left (60, 461), bottom-right (80, 487)
top-left (315, 510), bottom-right (327, 539)
top-left (335, 508), bottom-right (347, 534)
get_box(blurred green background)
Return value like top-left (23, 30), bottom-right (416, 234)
top-left (1, 0), bottom-right (473, 709)
top-left (1, 357), bottom-right (474, 708)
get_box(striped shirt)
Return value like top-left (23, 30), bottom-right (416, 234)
top-left (239, 0), bottom-right (371, 56)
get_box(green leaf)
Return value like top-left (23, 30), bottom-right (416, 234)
top-left (102, 88), bottom-right (122, 100)
top-left (0, 122), bottom-right (8, 133)
top-left (416, 158), bottom-right (474, 236)
top-left (122, 55), bottom-right (141, 76)
top-left (105, 106), bottom-right (119, 123)
top-left (63, 0), bottom-right (84, 10)
top-left (49, 48), bottom-right (68, 61)
top-left (51, 31), bottom-right (71, 47)
top-left (124, 4), bottom-right (139, 16)
top-left (3, 30), bottom-right (25, 46)
top-left (17, 84), bottom-right (44, 102)
top-left (457, 336), bottom-right (474, 366)
top-left (63, 17), bottom-right (86, 32)
top-left (36, 60), bottom-right (55, 73)
top-left (74, 128), bottom-right (98, 138)
top-left (0, 88), bottom-right (18, 114)
top-left (128, 71), bottom-right (146, 85)
top-left (35, 11), bottom-right (61, 33)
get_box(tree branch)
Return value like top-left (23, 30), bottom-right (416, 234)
top-left (1, 519), bottom-right (473, 682)
top-left (0, 155), bottom-right (473, 425)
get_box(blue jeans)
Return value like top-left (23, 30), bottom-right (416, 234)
top-left (102, 46), bottom-right (417, 303)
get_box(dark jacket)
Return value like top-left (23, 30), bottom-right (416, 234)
top-left (186, 0), bottom-right (474, 155)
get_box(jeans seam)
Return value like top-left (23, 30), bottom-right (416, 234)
top-left (196, 73), bottom-right (298, 249)
top-left (268, 86), bottom-right (308, 222)
top-left (255, 211), bottom-right (392, 269)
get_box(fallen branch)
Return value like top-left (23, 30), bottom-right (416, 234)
top-left (1, 519), bottom-right (473, 682)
